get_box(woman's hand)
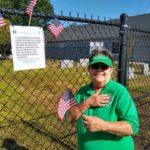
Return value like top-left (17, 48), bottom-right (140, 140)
top-left (68, 92), bottom-right (110, 125)
top-left (86, 91), bottom-right (110, 107)
top-left (82, 115), bottom-right (106, 132)
top-left (82, 115), bottom-right (133, 136)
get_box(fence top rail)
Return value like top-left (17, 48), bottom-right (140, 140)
top-left (1, 8), bottom-right (150, 34)
top-left (0, 8), bottom-right (120, 26)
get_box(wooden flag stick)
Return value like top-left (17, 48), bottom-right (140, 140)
top-left (28, 12), bottom-right (32, 26)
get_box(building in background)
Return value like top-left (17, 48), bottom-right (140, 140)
top-left (45, 13), bottom-right (150, 64)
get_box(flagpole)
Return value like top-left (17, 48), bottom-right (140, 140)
top-left (28, 12), bottom-right (32, 26)
top-left (77, 105), bottom-right (84, 116)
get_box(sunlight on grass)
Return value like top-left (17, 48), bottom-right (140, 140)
top-left (0, 59), bottom-right (149, 149)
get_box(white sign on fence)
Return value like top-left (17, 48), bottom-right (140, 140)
top-left (10, 25), bottom-right (45, 71)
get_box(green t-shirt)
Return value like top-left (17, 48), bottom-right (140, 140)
top-left (74, 79), bottom-right (139, 150)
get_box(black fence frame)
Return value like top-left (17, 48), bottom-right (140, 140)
top-left (0, 8), bottom-right (150, 150)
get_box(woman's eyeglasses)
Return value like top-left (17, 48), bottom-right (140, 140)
top-left (90, 63), bottom-right (109, 70)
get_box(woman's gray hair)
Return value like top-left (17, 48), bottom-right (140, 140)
top-left (89, 48), bottom-right (113, 61)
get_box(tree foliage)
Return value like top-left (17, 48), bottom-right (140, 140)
top-left (0, 0), bottom-right (54, 55)
top-left (0, 0), bottom-right (54, 13)
top-left (0, 0), bottom-right (54, 26)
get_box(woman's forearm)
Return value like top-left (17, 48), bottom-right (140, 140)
top-left (102, 120), bottom-right (133, 136)
top-left (82, 115), bottom-right (133, 136)
top-left (68, 100), bottom-right (90, 124)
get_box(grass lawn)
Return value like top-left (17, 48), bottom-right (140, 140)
top-left (0, 59), bottom-right (150, 149)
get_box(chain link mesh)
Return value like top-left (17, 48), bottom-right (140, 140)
top-left (0, 9), bottom-right (150, 150)
top-left (127, 27), bottom-right (150, 150)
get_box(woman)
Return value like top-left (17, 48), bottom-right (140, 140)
top-left (68, 49), bottom-right (139, 150)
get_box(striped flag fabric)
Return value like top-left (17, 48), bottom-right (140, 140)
top-left (48, 18), bottom-right (64, 38)
top-left (57, 89), bottom-right (77, 120)
top-left (0, 13), bottom-right (6, 28)
top-left (25, 0), bottom-right (37, 16)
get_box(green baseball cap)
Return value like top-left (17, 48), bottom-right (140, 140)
top-left (89, 54), bottom-right (112, 67)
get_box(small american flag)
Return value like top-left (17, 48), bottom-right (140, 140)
top-left (57, 89), bottom-right (77, 120)
top-left (48, 18), bottom-right (64, 38)
top-left (25, 0), bottom-right (37, 16)
top-left (0, 13), bottom-right (6, 28)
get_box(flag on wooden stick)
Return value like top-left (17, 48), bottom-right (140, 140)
top-left (48, 18), bottom-right (64, 38)
top-left (0, 13), bottom-right (6, 28)
top-left (25, 0), bottom-right (37, 16)
top-left (57, 89), bottom-right (77, 120)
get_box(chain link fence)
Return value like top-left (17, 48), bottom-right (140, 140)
top-left (127, 26), bottom-right (150, 150)
top-left (0, 9), bottom-right (150, 150)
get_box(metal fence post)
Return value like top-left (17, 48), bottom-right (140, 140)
top-left (118, 13), bottom-right (128, 86)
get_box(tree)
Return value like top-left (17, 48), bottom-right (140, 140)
top-left (0, 0), bottom-right (54, 26)
top-left (0, 0), bottom-right (54, 56)
top-left (0, 0), bottom-right (54, 13)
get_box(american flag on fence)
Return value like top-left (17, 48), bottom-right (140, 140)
top-left (0, 13), bottom-right (6, 28)
top-left (48, 18), bottom-right (64, 38)
top-left (57, 89), bottom-right (77, 120)
top-left (25, 0), bottom-right (37, 16)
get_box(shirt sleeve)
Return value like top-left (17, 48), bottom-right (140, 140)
top-left (116, 87), bottom-right (139, 135)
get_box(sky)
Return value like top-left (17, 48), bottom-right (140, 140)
top-left (50, 0), bottom-right (150, 20)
